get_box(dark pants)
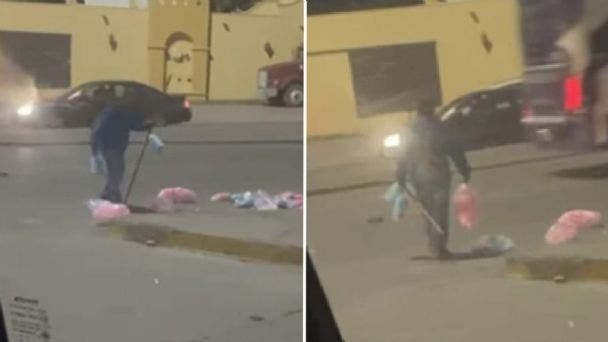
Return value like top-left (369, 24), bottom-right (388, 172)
top-left (100, 148), bottom-right (125, 203)
top-left (412, 176), bottom-right (450, 256)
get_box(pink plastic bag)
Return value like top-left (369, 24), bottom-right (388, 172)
top-left (545, 210), bottom-right (602, 245)
top-left (210, 192), bottom-right (232, 202)
top-left (157, 187), bottom-right (198, 204)
top-left (88, 199), bottom-right (130, 224)
top-left (453, 183), bottom-right (479, 230)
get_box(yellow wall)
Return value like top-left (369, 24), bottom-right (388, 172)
top-left (0, 1), bottom-right (149, 91)
top-left (148, 0), bottom-right (210, 96)
top-left (208, 0), bottom-right (303, 100)
top-left (308, 0), bottom-right (524, 137)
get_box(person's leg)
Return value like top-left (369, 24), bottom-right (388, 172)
top-left (432, 185), bottom-right (451, 256)
top-left (415, 180), bottom-right (450, 258)
top-left (101, 149), bottom-right (125, 203)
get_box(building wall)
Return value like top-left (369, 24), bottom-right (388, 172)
top-left (208, 0), bottom-right (303, 100)
top-left (147, 0), bottom-right (210, 96)
top-left (0, 1), bottom-right (149, 94)
top-left (307, 0), bottom-right (524, 137)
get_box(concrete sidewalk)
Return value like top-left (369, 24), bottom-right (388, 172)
top-left (189, 103), bottom-right (302, 124)
top-left (308, 135), bottom-right (583, 193)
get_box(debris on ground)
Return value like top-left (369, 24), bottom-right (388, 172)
top-left (367, 216), bottom-right (384, 224)
top-left (470, 234), bottom-right (515, 256)
top-left (210, 192), bottom-right (232, 202)
top-left (87, 199), bottom-right (130, 224)
top-left (554, 275), bottom-right (567, 284)
top-left (545, 210), bottom-right (602, 245)
top-left (158, 187), bottom-right (198, 204)
top-left (151, 196), bottom-right (176, 213)
top-left (254, 190), bottom-right (278, 211)
top-left (453, 183), bottom-right (479, 230)
top-left (212, 190), bottom-right (302, 210)
top-left (249, 315), bottom-right (265, 322)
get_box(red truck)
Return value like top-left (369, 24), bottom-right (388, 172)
top-left (520, 0), bottom-right (608, 150)
top-left (257, 47), bottom-right (303, 107)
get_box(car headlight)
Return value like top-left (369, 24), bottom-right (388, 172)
top-left (17, 103), bottom-right (34, 117)
top-left (383, 134), bottom-right (401, 148)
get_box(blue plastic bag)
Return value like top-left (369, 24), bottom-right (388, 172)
top-left (384, 182), bottom-right (409, 222)
top-left (149, 133), bottom-right (165, 152)
top-left (89, 154), bottom-right (105, 175)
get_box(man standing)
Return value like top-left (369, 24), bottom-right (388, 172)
top-left (395, 100), bottom-right (471, 259)
top-left (90, 92), bottom-right (150, 203)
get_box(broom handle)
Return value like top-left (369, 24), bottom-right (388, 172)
top-left (402, 185), bottom-right (445, 235)
top-left (125, 128), bottom-right (152, 204)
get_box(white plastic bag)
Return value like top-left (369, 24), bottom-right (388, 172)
top-left (149, 133), bottom-right (165, 152)
top-left (89, 154), bottom-right (105, 175)
top-left (254, 190), bottom-right (278, 211)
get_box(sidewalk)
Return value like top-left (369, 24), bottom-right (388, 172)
top-left (189, 103), bottom-right (302, 124)
top-left (308, 135), bottom-right (582, 193)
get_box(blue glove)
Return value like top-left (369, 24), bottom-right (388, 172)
top-left (149, 134), bottom-right (165, 153)
top-left (89, 154), bottom-right (105, 175)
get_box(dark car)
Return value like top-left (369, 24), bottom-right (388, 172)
top-left (382, 81), bottom-right (525, 157)
top-left (16, 80), bottom-right (192, 128)
top-left (257, 48), bottom-right (303, 107)
top-left (440, 81), bottom-right (525, 150)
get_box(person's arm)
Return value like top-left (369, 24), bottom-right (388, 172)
top-left (90, 115), bottom-right (103, 155)
top-left (130, 115), bottom-right (155, 132)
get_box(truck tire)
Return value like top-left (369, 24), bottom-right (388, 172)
top-left (282, 83), bottom-right (303, 107)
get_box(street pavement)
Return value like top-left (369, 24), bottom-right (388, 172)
top-left (309, 141), bottom-right (608, 342)
top-left (0, 104), bottom-right (302, 341)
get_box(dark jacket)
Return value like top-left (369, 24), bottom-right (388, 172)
top-left (90, 105), bottom-right (146, 153)
top-left (396, 115), bottom-right (471, 186)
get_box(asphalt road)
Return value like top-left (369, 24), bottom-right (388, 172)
top-left (0, 119), bottom-right (302, 341)
top-left (309, 145), bottom-right (608, 342)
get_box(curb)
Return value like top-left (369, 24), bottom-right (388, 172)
top-left (105, 222), bottom-right (303, 266)
top-left (506, 256), bottom-right (608, 283)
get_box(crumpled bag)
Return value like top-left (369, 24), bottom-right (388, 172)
top-left (254, 190), bottom-right (278, 211)
top-left (545, 210), bottom-right (602, 245)
top-left (157, 187), bottom-right (198, 204)
top-left (210, 192), bottom-right (232, 202)
top-left (152, 196), bottom-right (177, 213)
top-left (87, 199), bottom-right (130, 224)
top-left (148, 134), bottom-right (165, 152)
top-left (275, 192), bottom-right (303, 209)
top-left (472, 234), bottom-right (515, 256)
top-left (453, 183), bottom-right (479, 230)
top-left (233, 191), bottom-right (254, 208)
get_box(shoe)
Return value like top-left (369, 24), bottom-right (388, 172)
top-left (431, 249), bottom-right (452, 260)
